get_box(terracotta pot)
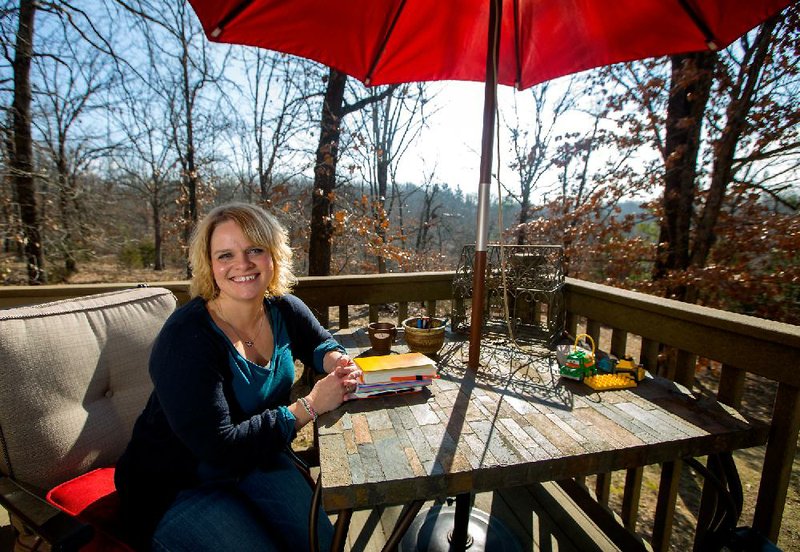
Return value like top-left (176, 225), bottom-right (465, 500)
top-left (368, 322), bottom-right (397, 354)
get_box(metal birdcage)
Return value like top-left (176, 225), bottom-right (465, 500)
top-left (451, 244), bottom-right (565, 345)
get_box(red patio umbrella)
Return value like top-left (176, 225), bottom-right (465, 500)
top-left (187, 0), bottom-right (789, 373)
top-left (188, 0), bottom-right (789, 89)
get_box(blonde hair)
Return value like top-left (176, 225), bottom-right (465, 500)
top-left (188, 203), bottom-right (296, 300)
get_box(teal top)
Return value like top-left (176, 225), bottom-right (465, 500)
top-left (211, 300), bottom-right (343, 418)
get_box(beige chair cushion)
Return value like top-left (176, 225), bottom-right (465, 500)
top-left (0, 287), bottom-right (177, 493)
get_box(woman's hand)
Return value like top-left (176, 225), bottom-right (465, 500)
top-left (324, 350), bottom-right (361, 394)
top-left (293, 351), bottom-right (360, 427)
top-left (323, 350), bottom-right (358, 375)
top-left (307, 364), bottom-right (360, 415)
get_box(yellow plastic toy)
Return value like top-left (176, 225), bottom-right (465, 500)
top-left (584, 373), bottom-right (638, 391)
top-left (614, 355), bottom-right (647, 382)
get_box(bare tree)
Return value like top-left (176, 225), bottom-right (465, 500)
top-left (653, 51), bottom-right (717, 288)
top-left (613, 11), bottom-right (796, 299)
top-left (115, 0), bottom-right (229, 274)
top-left (688, 14), bottom-right (793, 269)
top-left (308, 68), bottom-right (397, 276)
top-left (350, 83), bottom-right (429, 272)
top-left (503, 78), bottom-right (576, 244)
top-left (586, 6), bottom-right (799, 307)
top-left (414, 181), bottom-right (441, 255)
top-left (226, 49), bottom-right (316, 204)
top-left (32, 20), bottom-right (116, 278)
top-left (110, 75), bottom-right (180, 271)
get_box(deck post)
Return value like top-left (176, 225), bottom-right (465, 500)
top-left (753, 382), bottom-right (800, 541)
top-left (652, 460), bottom-right (681, 552)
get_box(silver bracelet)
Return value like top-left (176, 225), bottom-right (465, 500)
top-left (298, 396), bottom-right (318, 422)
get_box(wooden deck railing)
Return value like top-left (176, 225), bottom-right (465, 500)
top-left (2, 272), bottom-right (798, 549)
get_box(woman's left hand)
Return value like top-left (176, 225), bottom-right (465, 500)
top-left (334, 355), bottom-right (360, 397)
top-left (324, 351), bottom-right (356, 374)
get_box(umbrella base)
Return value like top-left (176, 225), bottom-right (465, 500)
top-left (398, 504), bottom-right (522, 552)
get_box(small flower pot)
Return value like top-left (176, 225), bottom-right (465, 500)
top-left (368, 322), bottom-right (397, 354)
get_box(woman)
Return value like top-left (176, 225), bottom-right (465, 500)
top-left (115, 203), bottom-right (359, 551)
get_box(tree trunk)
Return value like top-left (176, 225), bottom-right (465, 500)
top-left (652, 51), bottom-right (716, 295)
top-left (415, 184), bottom-right (438, 253)
top-left (516, 192), bottom-right (530, 245)
top-left (309, 69), bottom-right (346, 276)
top-left (12, 0), bottom-right (44, 284)
top-left (376, 147), bottom-right (389, 274)
top-left (56, 141), bottom-right (78, 278)
top-left (152, 196), bottom-right (164, 271)
top-left (180, 36), bottom-right (198, 278)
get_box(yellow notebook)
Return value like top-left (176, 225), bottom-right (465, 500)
top-left (354, 352), bottom-right (437, 384)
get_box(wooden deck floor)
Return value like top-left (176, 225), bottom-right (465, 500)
top-left (329, 480), bottom-right (623, 552)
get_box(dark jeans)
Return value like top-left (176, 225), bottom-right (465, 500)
top-left (151, 452), bottom-right (333, 551)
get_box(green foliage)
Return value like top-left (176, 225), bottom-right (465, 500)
top-left (118, 241), bottom-right (156, 269)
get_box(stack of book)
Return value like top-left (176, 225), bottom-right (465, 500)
top-left (352, 352), bottom-right (437, 399)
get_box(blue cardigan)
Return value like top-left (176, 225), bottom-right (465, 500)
top-left (115, 294), bottom-right (341, 541)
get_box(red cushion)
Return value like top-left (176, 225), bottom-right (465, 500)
top-left (46, 467), bottom-right (134, 552)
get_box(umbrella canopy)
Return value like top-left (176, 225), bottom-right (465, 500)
top-left (188, 0), bottom-right (790, 369)
top-left (189, 0), bottom-right (789, 88)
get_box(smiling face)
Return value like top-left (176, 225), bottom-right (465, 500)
top-left (209, 219), bottom-right (274, 304)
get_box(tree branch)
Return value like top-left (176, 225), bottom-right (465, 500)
top-left (342, 84), bottom-right (399, 116)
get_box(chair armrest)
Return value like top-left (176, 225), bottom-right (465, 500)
top-left (0, 477), bottom-right (93, 552)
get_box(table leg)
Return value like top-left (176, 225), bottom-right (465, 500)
top-left (331, 509), bottom-right (352, 552)
top-left (450, 493), bottom-right (472, 550)
top-left (382, 499), bottom-right (425, 551)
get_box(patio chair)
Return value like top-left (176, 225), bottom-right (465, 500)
top-left (0, 287), bottom-right (177, 551)
top-left (0, 286), bottom-right (323, 552)
top-left (685, 456), bottom-right (781, 552)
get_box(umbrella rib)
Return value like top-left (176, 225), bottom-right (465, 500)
top-left (676, 0), bottom-right (720, 50)
top-left (513, 0), bottom-right (521, 88)
top-left (209, 0), bottom-right (255, 38)
top-left (364, 0), bottom-right (409, 85)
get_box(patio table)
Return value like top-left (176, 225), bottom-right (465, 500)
top-left (316, 327), bottom-right (768, 551)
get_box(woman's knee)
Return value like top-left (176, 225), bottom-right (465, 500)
top-left (237, 461), bottom-right (334, 552)
top-left (152, 485), bottom-right (281, 552)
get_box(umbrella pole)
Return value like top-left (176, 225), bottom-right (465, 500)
top-left (408, 5), bottom-right (519, 550)
top-left (468, 0), bottom-right (502, 372)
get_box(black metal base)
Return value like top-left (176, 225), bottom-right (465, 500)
top-left (398, 504), bottom-right (522, 552)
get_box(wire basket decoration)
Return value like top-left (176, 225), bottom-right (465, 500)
top-left (451, 244), bottom-right (565, 346)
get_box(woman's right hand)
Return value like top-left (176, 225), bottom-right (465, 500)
top-left (307, 368), bottom-right (359, 415)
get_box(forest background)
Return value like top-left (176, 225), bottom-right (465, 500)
top-left (1, 1), bottom-right (798, 326)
